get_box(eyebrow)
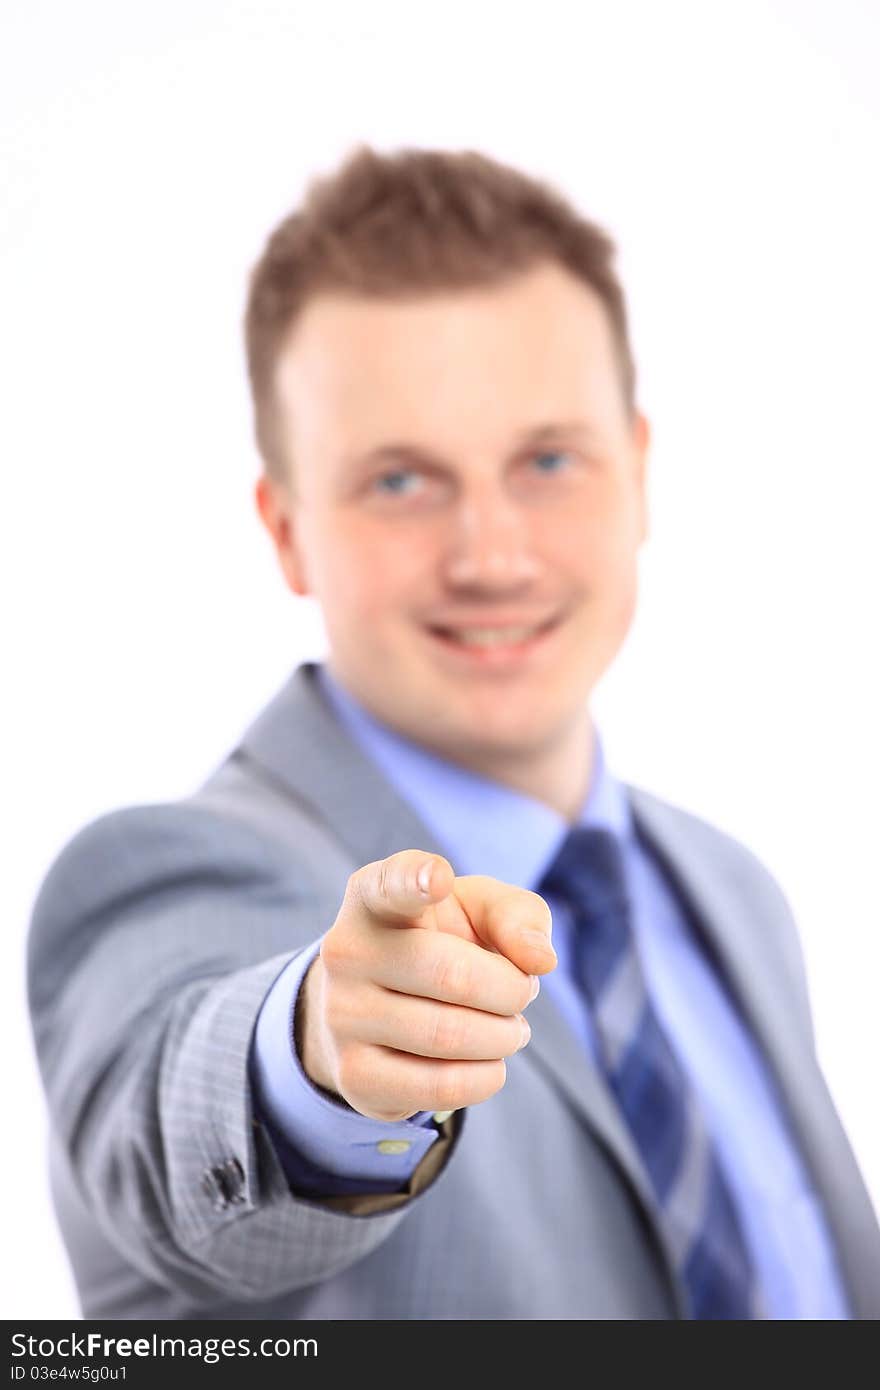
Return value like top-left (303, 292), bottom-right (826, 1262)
top-left (343, 420), bottom-right (600, 474)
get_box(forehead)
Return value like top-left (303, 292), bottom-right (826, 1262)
top-left (273, 260), bottom-right (624, 461)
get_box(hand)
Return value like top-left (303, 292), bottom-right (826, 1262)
top-left (297, 849), bottom-right (558, 1121)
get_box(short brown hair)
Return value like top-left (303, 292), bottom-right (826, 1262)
top-left (244, 143), bottom-right (637, 485)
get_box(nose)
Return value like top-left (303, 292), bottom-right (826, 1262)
top-left (440, 480), bottom-right (543, 591)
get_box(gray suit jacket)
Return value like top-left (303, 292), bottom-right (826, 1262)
top-left (27, 661), bottom-right (880, 1319)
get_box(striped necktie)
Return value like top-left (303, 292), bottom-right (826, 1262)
top-left (538, 825), bottom-right (760, 1319)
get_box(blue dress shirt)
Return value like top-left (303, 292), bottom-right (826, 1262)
top-left (250, 663), bottom-right (849, 1318)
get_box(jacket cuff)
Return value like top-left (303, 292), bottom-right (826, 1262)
top-left (159, 952), bottom-right (465, 1299)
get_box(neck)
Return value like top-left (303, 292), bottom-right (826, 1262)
top-left (449, 711), bottom-right (595, 822)
top-left (319, 661), bottom-right (596, 822)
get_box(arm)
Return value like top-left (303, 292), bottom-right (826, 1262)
top-left (26, 803), bottom-right (463, 1305)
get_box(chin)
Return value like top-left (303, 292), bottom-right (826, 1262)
top-left (433, 709), bottom-right (568, 762)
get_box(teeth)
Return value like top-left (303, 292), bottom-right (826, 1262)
top-left (441, 624), bottom-right (543, 647)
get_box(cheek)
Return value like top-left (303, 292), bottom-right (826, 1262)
top-left (603, 530), bottom-right (641, 635)
top-left (549, 506), bottom-right (641, 632)
top-left (312, 520), bottom-right (426, 621)
top-left (297, 517), bottom-right (366, 615)
top-left (566, 489), bottom-right (643, 576)
top-left (547, 512), bottom-right (619, 579)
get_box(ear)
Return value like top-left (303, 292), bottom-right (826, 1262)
top-left (254, 474), bottom-right (311, 597)
top-left (631, 410), bottom-right (651, 546)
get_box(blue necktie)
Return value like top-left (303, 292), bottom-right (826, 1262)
top-left (538, 826), bottom-right (760, 1319)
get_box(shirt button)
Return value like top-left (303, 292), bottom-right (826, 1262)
top-left (432, 1110), bottom-right (454, 1123)
top-left (377, 1139), bottom-right (411, 1156)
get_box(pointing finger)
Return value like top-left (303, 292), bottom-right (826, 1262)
top-left (453, 876), bottom-right (558, 976)
top-left (349, 850), bottom-right (456, 925)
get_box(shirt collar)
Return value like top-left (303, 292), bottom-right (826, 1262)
top-left (314, 663), bottom-right (633, 890)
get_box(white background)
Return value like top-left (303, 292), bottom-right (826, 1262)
top-left (2, 0), bottom-right (878, 1318)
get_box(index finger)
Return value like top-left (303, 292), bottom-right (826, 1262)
top-left (348, 849), bottom-right (456, 925)
top-left (453, 876), bottom-right (558, 977)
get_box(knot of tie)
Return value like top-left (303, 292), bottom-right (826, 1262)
top-left (538, 824), bottom-right (633, 924)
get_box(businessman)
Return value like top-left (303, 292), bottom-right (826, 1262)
top-left (28, 144), bottom-right (880, 1319)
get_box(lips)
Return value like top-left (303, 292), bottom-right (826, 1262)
top-left (423, 612), bottom-right (564, 665)
top-left (428, 617), bottom-right (556, 648)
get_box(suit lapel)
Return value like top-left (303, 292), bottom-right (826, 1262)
top-left (234, 662), bottom-right (456, 867)
top-left (514, 974), bottom-right (688, 1304)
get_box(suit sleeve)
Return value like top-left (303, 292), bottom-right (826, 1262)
top-left (26, 802), bottom-right (464, 1305)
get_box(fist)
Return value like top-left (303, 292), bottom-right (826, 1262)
top-left (297, 849), bottom-right (558, 1121)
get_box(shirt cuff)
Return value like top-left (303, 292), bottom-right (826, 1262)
top-left (250, 939), bottom-right (443, 1186)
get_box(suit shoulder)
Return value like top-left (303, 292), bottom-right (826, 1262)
top-left (625, 780), bottom-right (790, 900)
top-left (26, 797), bottom-right (309, 1010)
top-left (31, 797), bottom-right (297, 915)
top-left (624, 780), bottom-right (811, 979)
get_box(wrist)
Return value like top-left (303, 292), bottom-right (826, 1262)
top-left (295, 953), bottom-right (339, 1096)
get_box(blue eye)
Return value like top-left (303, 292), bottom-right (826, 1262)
top-left (532, 450), bottom-right (570, 473)
top-left (374, 469), bottom-right (420, 494)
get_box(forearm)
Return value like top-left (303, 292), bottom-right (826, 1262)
top-left (28, 806), bottom-right (458, 1304)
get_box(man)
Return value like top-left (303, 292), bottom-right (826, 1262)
top-left (28, 144), bottom-right (880, 1319)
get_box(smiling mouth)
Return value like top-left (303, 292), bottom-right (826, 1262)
top-left (424, 614), bottom-right (562, 653)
